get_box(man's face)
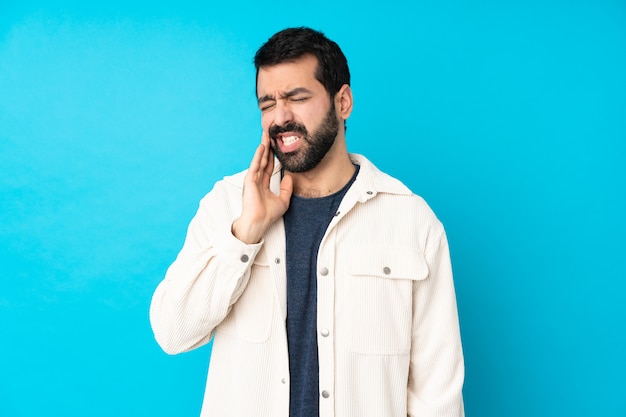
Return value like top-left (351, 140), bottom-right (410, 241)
top-left (257, 55), bottom-right (339, 173)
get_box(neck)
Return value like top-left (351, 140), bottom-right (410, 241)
top-left (288, 140), bottom-right (354, 198)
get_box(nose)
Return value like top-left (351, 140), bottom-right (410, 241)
top-left (273, 100), bottom-right (294, 127)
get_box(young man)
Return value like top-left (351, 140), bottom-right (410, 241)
top-left (150, 27), bottom-right (465, 417)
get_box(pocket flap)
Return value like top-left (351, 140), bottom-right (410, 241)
top-left (349, 245), bottom-right (429, 281)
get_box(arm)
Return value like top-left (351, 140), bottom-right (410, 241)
top-left (149, 191), bottom-right (262, 354)
top-left (149, 133), bottom-right (292, 354)
top-left (408, 229), bottom-right (465, 417)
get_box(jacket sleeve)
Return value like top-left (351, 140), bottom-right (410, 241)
top-left (149, 182), bottom-right (263, 354)
top-left (408, 227), bottom-right (465, 417)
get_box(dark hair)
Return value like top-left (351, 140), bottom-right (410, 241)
top-left (254, 27), bottom-right (350, 98)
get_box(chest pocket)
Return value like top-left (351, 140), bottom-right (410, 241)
top-left (346, 245), bottom-right (429, 355)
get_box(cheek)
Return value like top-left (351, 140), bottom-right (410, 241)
top-left (260, 113), bottom-right (272, 131)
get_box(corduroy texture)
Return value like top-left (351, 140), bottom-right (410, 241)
top-left (150, 154), bottom-right (465, 417)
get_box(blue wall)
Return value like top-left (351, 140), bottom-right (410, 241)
top-left (1, 1), bottom-right (624, 416)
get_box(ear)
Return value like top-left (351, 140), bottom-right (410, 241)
top-left (335, 84), bottom-right (353, 120)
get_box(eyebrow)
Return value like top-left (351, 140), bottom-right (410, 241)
top-left (257, 87), bottom-right (312, 105)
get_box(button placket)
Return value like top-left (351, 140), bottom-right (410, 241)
top-left (317, 239), bottom-right (336, 414)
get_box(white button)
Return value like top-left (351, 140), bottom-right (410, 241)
top-left (321, 390), bottom-right (330, 398)
top-left (321, 329), bottom-right (329, 337)
top-left (320, 267), bottom-right (329, 276)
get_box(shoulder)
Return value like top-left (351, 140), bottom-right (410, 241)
top-left (196, 168), bottom-right (247, 210)
top-left (221, 169), bottom-right (247, 189)
top-left (351, 154), bottom-right (432, 205)
top-left (351, 154), bottom-right (444, 230)
top-left (350, 154), bottom-right (413, 195)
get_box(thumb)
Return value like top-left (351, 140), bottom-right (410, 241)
top-left (278, 173), bottom-right (293, 205)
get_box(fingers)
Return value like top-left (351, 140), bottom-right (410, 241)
top-left (260, 132), bottom-right (275, 185)
top-left (249, 132), bottom-right (271, 178)
top-left (258, 134), bottom-right (268, 172)
top-left (261, 130), bottom-right (271, 148)
top-left (261, 131), bottom-right (274, 173)
top-left (248, 142), bottom-right (265, 180)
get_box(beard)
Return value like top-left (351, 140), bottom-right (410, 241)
top-left (268, 101), bottom-right (339, 173)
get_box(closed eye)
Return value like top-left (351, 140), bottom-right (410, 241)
top-left (260, 103), bottom-right (275, 112)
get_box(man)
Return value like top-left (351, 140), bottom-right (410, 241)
top-left (150, 27), bottom-right (464, 417)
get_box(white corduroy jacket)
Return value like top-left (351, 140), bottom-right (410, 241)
top-left (150, 154), bottom-right (465, 417)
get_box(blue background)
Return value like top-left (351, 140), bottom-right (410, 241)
top-left (1, 1), bottom-right (624, 416)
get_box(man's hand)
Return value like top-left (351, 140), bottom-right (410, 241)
top-left (232, 132), bottom-right (293, 244)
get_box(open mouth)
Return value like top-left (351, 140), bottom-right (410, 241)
top-left (277, 133), bottom-right (302, 152)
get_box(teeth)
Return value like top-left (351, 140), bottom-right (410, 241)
top-left (282, 135), bottom-right (299, 145)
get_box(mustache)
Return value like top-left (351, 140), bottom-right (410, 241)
top-left (268, 122), bottom-right (307, 140)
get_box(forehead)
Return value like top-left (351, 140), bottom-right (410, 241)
top-left (256, 54), bottom-right (324, 97)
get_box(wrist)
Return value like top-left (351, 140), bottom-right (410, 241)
top-left (231, 217), bottom-right (264, 245)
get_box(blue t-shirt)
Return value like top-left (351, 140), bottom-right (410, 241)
top-left (283, 165), bottom-right (359, 417)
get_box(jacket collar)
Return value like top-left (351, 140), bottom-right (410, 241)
top-left (346, 154), bottom-right (413, 201)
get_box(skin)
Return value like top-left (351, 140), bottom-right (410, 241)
top-left (231, 54), bottom-right (354, 244)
